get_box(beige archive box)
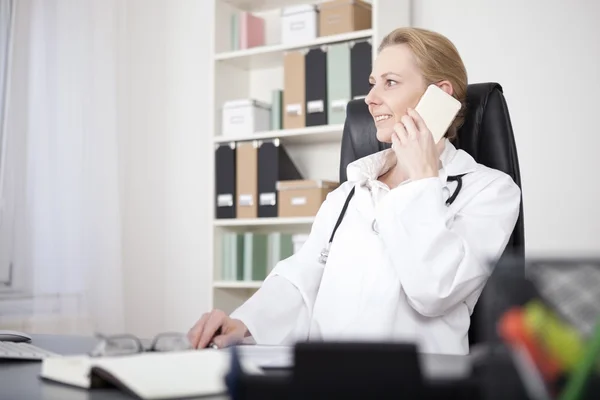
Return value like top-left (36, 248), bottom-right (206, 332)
top-left (283, 51), bottom-right (306, 129)
top-left (236, 141), bottom-right (258, 219)
top-left (318, 0), bottom-right (372, 37)
top-left (277, 180), bottom-right (339, 217)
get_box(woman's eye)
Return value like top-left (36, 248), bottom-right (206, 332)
top-left (386, 79), bottom-right (398, 87)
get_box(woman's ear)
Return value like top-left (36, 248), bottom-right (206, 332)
top-left (436, 80), bottom-right (454, 96)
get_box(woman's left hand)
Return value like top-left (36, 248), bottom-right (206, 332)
top-left (391, 108), bottom-right (440, 181)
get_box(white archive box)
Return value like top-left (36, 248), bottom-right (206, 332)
top-left (222, 99), bottom-right (271, 137)
top-left (281, 4), bottom-right (318, 45)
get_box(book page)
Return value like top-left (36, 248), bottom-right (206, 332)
top-left (40, 355), bottom-right (94, 389)
top-left (92, 350), bottom-right (232, 399)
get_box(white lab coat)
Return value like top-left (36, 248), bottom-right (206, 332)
top-left (230, 139), bottom-right (521, 355)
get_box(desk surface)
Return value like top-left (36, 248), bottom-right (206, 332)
top-left (0, 334), bottom-right (474, 400)
top-left (0, 334), bottom-right (228, 400)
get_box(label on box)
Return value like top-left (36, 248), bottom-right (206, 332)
top-left (286, 103), bottom-right (302, 116)
top-left (331, 99), bottom-right (348, 112)
top-left (291, 196), bottom-right (307, 206)
top-left (239, 194), bottom-right (254, 207)
top-left (326, 15), bottom-right (342, 24)
top-left (307, 100), bottom-right (324, 114)
top-left (229, 115), bottom-right (245, 124)
top-left (217, 194), bottom-right (233, 207)
top-left (259, 192), bottom-right (276, 206)
top-left (290, 21), bottom-right (306, 31)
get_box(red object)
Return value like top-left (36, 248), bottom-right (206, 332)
top-left (498, 307), bottom-right (562, 382)
top-left (240, 12), bottom-right (265, 50)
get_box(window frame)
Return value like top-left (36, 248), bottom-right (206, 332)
top-left (0, 0), bottom-right (21, 295)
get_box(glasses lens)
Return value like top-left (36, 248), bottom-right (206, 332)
top-left (153, 334), bottom-right (193, 352)
top-left (103, 337), bottom-right (141, 356)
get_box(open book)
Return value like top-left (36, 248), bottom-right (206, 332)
top-left (40, 349), bottom-right (262, 399)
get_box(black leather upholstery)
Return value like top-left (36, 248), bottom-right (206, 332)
top-left (338, 82), bottom-right (524, 345)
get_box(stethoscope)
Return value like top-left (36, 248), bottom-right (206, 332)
top-left (318, 174), bottom-right (466, 265)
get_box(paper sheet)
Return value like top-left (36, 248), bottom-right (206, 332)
top-left (230, 345), bottom-right (293, 369)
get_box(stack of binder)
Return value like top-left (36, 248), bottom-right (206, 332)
top-left (215, 143), bottom-right (237, 219)
top-left (215, 139), bottom-right (303, 220)
top-left (220, 232), bottom-right (295, 281)
top-left (281, 39), bottom-right (372, 129)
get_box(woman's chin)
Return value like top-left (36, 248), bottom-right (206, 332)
top-left (376, 128), bottom-right (394, 144)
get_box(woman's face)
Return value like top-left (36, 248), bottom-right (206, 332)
top-left (366, 44), bottom-right (428, 143)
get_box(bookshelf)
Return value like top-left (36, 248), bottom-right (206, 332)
top-left (214, 29), bottom-right (373, 69)
top-left (209, 0), bottom-right (411, 314)
top-left (213, 124), bottom-right (343, 145)
top-left (214, 216), bottom-right (315, 227)
top-left (213, 281), bottom-right (264, 289)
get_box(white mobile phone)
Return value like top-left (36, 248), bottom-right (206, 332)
top-left (414, 84), bottom-right (462, 143)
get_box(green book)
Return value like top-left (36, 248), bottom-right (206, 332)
top-left (267, 233), bottom-right (294, 273)
top-left (231, 13), bottom-right (239, 51)
top-left (231, 233), bottom-right (244, 281)
top-left (327, 42), bottom-right (351, 124)
top-left (243, 233), bottom-right (268, 281)
top-left (221, 233), bottom-right (231, 280)
top-left (221, 233), bottom-right (244, 280)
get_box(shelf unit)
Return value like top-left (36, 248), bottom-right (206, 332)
top-left (214, 29), bottom-right (373, 69)
top-left (209, 0), bottom-right (411, 314)
top-left (214, 216), bottom-right (315, 227)
top-left (213, 281), bottom-right (264, 289)
top-left (213, 124), bottom-right (344, 145)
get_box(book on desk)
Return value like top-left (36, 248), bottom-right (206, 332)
top-left (39, 348), bottom-right (263, 400)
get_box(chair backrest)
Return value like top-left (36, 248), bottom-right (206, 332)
top-left (338, 82), bottom-right (524, 345)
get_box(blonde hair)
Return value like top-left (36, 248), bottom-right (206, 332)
top-left (378, 27), bottom-right (468, 140)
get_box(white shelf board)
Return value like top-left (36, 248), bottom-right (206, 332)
top-left (213, 281), bottom-right (263, 289)
top-left (215, 29), bottom-right (373, 70)
top-left (214, 124), bottom-right (344, 145)
top-left (214, 216), bottom-right (315, 227)
top-left (219, 0), bottom-right (319, 12)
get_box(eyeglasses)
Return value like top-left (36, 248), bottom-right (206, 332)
top-left (89, 332), bottom-right (193, 357)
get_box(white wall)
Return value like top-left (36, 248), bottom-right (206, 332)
top-left (119, 0), bottom-right (213, 336)
top-left (119, 0), bottom-right (599, 335)
top-left (413, 0), bottom-right (600, 255)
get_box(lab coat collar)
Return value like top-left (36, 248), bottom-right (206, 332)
top-left (345, 139), bottom-right (478, 185)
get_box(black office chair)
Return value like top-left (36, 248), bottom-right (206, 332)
top-left (338, 82), bottom-right (524, 346)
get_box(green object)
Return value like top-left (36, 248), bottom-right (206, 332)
top-left (232, 233), bottom-right (244, 281)
top-left (270, 90), bottom-right (282, 130)
top-left (559, 318), bottom-right (600, 400)
top-left (221, 233), bottom-right (231, 280)
top-left (267, 233), bottom-right (294, 273)
top-left (243, 233), bottom-right (268, 281)
top-left (524, 300), bottom-right (585, 371)
top-left (231, 13), bottom-right (239, 51)
top-left (221, 233), bottom-right (244, 280)
top-left (327, 42), bottom-right (351, 125)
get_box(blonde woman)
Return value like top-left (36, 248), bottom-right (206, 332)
top-left (188, 28), bottom-right (521, 355)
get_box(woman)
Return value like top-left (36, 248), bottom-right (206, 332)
top-left (188, 27), bottom-right (521, 355)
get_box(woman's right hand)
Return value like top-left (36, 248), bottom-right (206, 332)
top-left (187, 309), bottom-right (248, 349)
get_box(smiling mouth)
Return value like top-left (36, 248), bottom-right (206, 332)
top-left (374, 114), bottom-right (393, 123)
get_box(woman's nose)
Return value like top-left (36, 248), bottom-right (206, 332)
top-left (365, 85), bottom-right (381, 106)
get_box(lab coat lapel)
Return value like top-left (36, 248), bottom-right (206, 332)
top-left (438, 140), bottom-right (478, 203)
top-left (344, 139), bottom-right (478, 208)
top-left (345, 148), bottom-right (395, 223)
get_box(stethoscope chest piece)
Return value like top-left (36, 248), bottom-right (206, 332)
top-left (318, 244), bottom-right (330, 265)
